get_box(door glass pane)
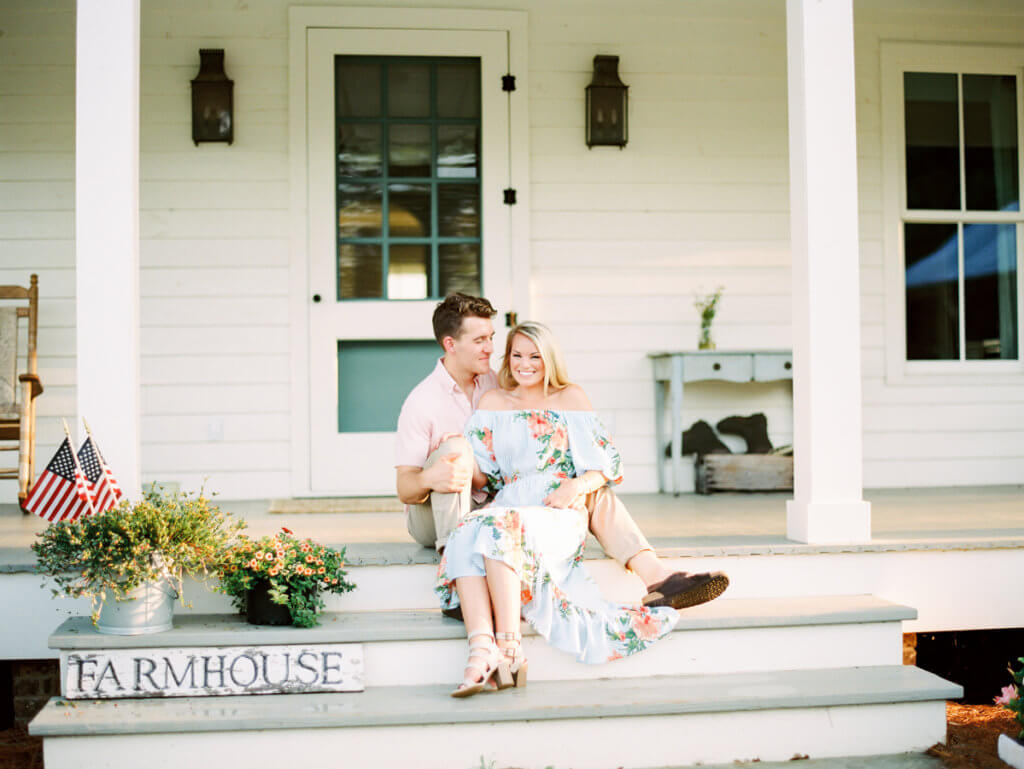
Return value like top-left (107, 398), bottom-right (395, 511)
top-left (338, 340), bottom-right (440, 432)
top-left (388, 124), bottom-right (431, 177)
top-left (338, 243), bottom-right (383, 299)
top-left (437, 59), bottom-right (480, 118)
top-left (337, 124), bottom-right (382, 177)
top-left (437, 125), bottom-right (479, 178)
top-left (387, 61), bottom-right (430, 117)
top-left (964, 223), bottom-right (1018, 359)
top-left (336, 60), bottom-right (380, 118)
top-left (438, 184), bottom-right (479, 237)
top-left (904, 73), bottom-right (960, 210)
top-left (388, 244), bottom-right (430, 300)
top-left (439, 243), bottom-right (481, 296)
top-left (337, 184), bottom-right (382, 239)
top-left (905, 222), bottom-right (959, 360)
top-left (964, 74), bottom-right (1020, 212)
top-left (388, 183), bottom-right (431, 237)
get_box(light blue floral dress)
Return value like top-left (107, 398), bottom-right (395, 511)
top-left (436, 410), bottom-right (679, 664)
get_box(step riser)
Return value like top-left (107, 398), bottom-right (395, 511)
top-left (361, 621), bottom-right (904, 686)
top-left (40, 700), bottom-right (949, 769)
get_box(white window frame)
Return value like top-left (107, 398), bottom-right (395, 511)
top-left (881, 41), bottom-right (1024, 384)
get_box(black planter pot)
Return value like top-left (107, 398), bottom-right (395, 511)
top-left (245, 579), bottom-right (293, 626)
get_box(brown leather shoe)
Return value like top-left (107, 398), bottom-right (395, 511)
top-left (441, 605), bottom-right (464, 622)
top-left (642, 571), bottom-right (729, 610)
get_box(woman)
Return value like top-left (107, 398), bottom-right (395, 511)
top-left (437, 322), bottom-right (679, 697)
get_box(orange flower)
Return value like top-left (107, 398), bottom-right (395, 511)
top-left (549, 427), bottom-right (568, 452)
top-left (305, 555), bottom-right (314, 563)
top-left (317, 567), bottom-right (325, 574)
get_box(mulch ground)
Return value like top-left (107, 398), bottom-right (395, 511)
top-left (0, 702), bottom-right (1015, 769)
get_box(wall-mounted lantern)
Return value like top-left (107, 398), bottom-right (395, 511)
top-left (585, 55), bottom-right (628, 149)
top-left (191, 49), bottom-right (233, 145)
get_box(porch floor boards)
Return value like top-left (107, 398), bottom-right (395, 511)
top-left (2, 486), bottom-right (1021, 571)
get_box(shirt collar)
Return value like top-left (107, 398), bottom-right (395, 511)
top-left (435, 357), bottom-right (486, 396)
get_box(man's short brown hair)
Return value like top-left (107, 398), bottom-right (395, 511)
top-left (432, 293), bottom-right (496, 345)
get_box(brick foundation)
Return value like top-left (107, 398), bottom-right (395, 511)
top-left (10, 661), bottom-right (60, 726)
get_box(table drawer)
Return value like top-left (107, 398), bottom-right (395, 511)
top-left (753, 353), bottom-right (793, 381)
top-left (683, 355), bottom-right (753, 383)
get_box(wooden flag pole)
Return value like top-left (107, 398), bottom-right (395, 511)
top-left (82, 417), bottom-right (94, 438)
top-left (61, 417), bottom-right (73, 441)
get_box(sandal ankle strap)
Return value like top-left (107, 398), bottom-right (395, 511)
top-left (495, 631), bottom-right (521, 641)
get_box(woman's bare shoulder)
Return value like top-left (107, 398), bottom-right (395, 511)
top-left (553, 383), bottom-right (593, 411)
top-left (478, 388), bottom-right (512, 409)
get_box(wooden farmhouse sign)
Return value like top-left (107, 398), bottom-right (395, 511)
top-left (61, 643), bottom-right (364, 699)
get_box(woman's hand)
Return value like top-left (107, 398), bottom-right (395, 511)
top-left (543, 478), bottom-right (587, 510)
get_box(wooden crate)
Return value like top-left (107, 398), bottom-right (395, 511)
top-left (696, 454), bottom-right (794, 494)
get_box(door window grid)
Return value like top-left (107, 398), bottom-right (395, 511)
top-left (335, 56), bottom-right (482, 301)
top-left (902, 70), bottom-right (1022, 361)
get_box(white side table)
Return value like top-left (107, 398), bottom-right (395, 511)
top-left (649, 350), bottom-right (793, 495)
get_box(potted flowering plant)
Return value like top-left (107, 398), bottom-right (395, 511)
top-left (216, 528), bottom-right (355, 628)
top-left (32, 490), bottom-right (243, 634)
top-left (996, 659), bottom-right (1024, 768)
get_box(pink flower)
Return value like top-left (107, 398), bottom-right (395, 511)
top-left (526, 412), bottom-right (554, 438)
top-left (995, 685), bottom-right (1018, 706)
top-left (549, 427), bottom-right (568, 452)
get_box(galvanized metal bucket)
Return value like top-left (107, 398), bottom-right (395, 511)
top-left (96, 580), bottom-right (176, 635)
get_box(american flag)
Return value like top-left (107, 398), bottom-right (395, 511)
top-left (22, 438), bottom-right (95, 523)
top-left (77, 436), bottom-right (123, 513)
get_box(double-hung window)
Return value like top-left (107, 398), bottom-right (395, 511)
top-left (882, 43), bottom-right (1024, 379)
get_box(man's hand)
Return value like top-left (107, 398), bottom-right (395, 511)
top-left (543, 478), bottom-right (586, 510)
top-left (423, 452), bottom-right (473, 494)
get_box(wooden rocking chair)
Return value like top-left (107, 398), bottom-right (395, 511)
top-left (0, 275), bottom-right (42, 509)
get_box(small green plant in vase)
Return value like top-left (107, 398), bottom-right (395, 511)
top-left (217, 528), bottom-right (355, 628)
top-left (694, 286), bottom-right (724, 350)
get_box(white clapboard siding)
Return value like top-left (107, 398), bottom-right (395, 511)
top-left (2, 0), bottom-right (1024, 503)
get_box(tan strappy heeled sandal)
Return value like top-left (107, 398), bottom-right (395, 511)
top-left (495, 630), bottom-right (528, 689)
top-left (451, 629), bottom-right (512, 698)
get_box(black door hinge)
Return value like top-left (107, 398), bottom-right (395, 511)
top-left (505, 311), bottom-right (518, 327)
top-left (502, 74), bottom-right (516, 92)
top-left (503, 188), bottom-right (517, 205)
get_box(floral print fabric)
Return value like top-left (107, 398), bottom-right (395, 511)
top-left (437, 410), bottom-right (678, 664)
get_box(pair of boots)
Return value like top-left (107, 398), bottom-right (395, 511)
top-left (664, 413), bottom-right (772, 457)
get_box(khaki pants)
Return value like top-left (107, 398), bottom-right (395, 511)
top-left (407, 438), bottom-right (652, 566)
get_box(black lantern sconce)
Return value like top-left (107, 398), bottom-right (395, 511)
top-left (586, 55), bottom-right (628, 149)
top-left (191, 49), bottom-right (234, 145)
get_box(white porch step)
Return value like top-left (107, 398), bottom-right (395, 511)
top-left (29, 665), bottom-right (961, 769)
top-left (50, 595), bottom-right (914, 686)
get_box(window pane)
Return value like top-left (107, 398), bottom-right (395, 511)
top-left (905, 73), bottom-right (960, 210)
top-left (439, 243), bottom-right (481, 296)
top-left (387, 60), bottom-right (430, 117)
top-left (964, 223), bottom-right (1018, 359)
top-left (437, 59), bottom-right (480, 118)
top-left (388, 244), bottom-right (429, 300)
top-left (337, 124), bottom-right (382, 178)
top-left (437, 125), bottom-right (479, 178)
top-left (336, 59), bottom-right (380, 118)
top-left (388, 124), bottom-right (431, 177)
top-left (438, 184), bottom-right (479, 238)
top-left (388, 183), bottom-right (431, 237)
top-left (338, 243), bottom-right (382, 299)
top-left (338, 184), bottom-right (383, 239)
top-left (964, 74), bottom-right (1020, 212)
top-left (905, 222), bottom-right (960, 359)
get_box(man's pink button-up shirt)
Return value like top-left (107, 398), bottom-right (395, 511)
top-left (394, 358), bottom-right (498, 469)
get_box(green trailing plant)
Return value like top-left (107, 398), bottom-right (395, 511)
top-left (32, 490), bottom-right (244, 624)
top-left (216, 528), bottom-right (355, 628)
top-left (996, 658), bottom-right (1024, 740)
top-left (694, 286), bottom-right (724, 350)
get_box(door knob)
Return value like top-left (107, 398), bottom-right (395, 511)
top-left (312, 294), bottom-right (322, 303)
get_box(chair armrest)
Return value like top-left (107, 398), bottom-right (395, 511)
top-left (19, 373), bottom-right (43, 399)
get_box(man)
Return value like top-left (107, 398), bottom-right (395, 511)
top-left (395, 293), bottom-right (728, 613)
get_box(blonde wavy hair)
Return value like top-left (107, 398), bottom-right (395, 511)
top-left (498, 321), bottom-right (571, 394)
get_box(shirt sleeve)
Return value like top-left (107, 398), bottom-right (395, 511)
top-left (567, 412), bottom-right (624, 486)
top-left (394, 395), bottom-right (431, 468)
top-left (464, 411), bottom-right (503, 496)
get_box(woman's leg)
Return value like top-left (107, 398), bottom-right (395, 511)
top-left (484, 558), bottom-right (524, 680)
top-left (454, 576), bottom-right (496, 687)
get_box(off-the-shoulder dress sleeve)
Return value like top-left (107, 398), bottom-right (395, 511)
top-left (566, 412), bottom-right (623, 485)
top-left (464, 411), bottom-right (504, 496)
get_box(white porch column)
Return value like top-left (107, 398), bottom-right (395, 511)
top-left (785, 0), bottom-right (870, 543)
top-left (75, 0), bottom-right (142, 498)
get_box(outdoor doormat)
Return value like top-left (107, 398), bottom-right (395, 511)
top-left (268, 497), bottom-right (404, 514)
